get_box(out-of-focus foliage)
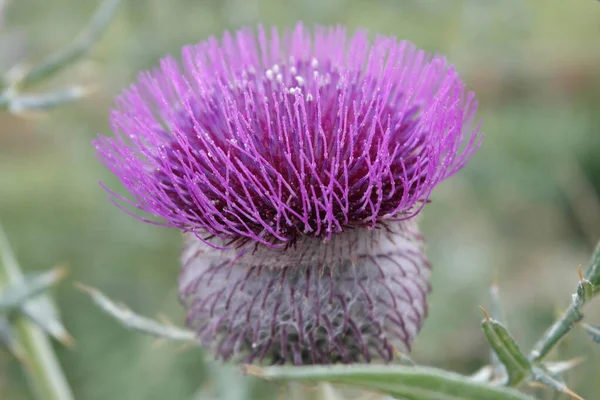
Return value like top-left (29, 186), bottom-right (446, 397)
top-left (1, 0), bottom-right (599, 399)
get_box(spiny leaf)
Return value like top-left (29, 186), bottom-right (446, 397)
top-left (469, 358), bottom-right (583, 386)
top-left (581, 323), bottom-right (600, 344)
top-left (531, 368), bottom-right (583, 400)
top-left (0, 224), bottom-right (73, 347)
top-left (480, 307), bottom-right (531, 386)
top-left (19, 0), bottom-right (121, 88)
top-left (529, 265), bottom-right (595, 363)
top-left (21, 297), bottom-right (75, 347)
top-left (6, 86), bottom-right (91, 114)
top-left (0, 315), bottom-right (28, 363)
top-left (0, 223), bottom-right (75, 400)
top-left (245, 364), bottom-right (535, 400)
top-left (76, 283), bottom-right (196, 342)
top-left (0, 266), bottom-right (67, 312)
top-left (544, 358), bottom-right (585, 375)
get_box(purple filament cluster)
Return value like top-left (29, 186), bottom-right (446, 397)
top-left (95, 23), bottom-right (480, 248)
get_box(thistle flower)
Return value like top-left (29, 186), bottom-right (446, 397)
top-left (95, 23), bottom-right (480, 364)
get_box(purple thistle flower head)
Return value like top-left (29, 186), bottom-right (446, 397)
top-left (95, 23), bottom-right (481, 364)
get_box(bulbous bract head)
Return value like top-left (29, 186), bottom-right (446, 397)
top-left (95, 23), bottom-right (480, 248)
top-left (95, 23), bottom-right (481, 364)
top-left (180, 220), bottom-right (430, 364)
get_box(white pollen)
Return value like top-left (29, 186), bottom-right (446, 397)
top-left (313, 70), bottom-right (319, 79)
top-left (272, 64), bottom-right (280, 73)
top-left (276, 73), bottom-right (283, 83)
top-left (311, 57), bottom-right (319, 68)
top-left (290, 66), bottom-right (297, 75)
top-left (306, 93), bottom-right (313, 101)
top-left (295, 76), bottom-right (305, 86)
top-left (265, 69), bottom-right (274, 80)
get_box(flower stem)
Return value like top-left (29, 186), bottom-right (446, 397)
top-left (0, 224), bottom-right (74, 400)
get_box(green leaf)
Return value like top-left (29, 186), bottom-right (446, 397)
top-left (0, 267), bottom-right (67, 312)
top-left (245, 364), bottom-right (535, 400)
top-left (76, 283), bottom-right (196, 342)
top-left (480, 307), bottom-right (531, 386)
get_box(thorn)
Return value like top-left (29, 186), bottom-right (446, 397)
top-left (491, 270), bottom-right (499, 288)
top-left (58, 331), bottom-right (76, 349)
top-left (73, 281), bottom-right (97, 296)
top-left (53, 265), bottom-right (70, 281)
top-left (565, 356), bottom-right (586, 369)
top-left (578, 265), bottom-right (584, 281)
top-left (479, 305), bottom-right (491, 321)
top-left (562, 386), bottom-right (584, 400)
top-left (392, 345), bottom-right (415, 365)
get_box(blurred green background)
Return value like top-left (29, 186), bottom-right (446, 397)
top-left (2, 0), bottom-right (600, 398)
